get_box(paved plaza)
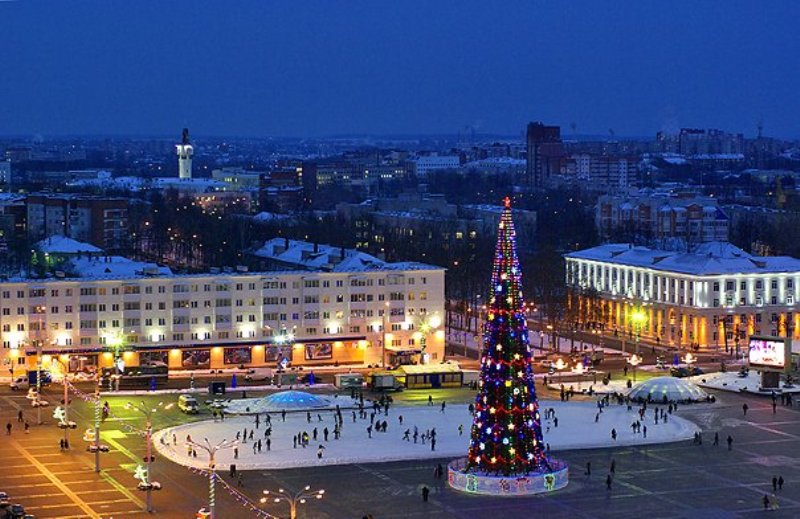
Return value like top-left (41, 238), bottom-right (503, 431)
top-left (2, 383), bottom-right (800, 518)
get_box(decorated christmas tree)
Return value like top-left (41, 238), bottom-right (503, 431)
top-left (467, 197), bottom-right (548, 476)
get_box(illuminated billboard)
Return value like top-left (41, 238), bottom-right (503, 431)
top-left (748, 336), bottom-right (790, 372)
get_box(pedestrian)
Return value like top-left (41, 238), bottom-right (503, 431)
top-left (230, 464), bottom-right (237, 477)
top-left (742, 403), bottom-right (748, 416)
top-left (317, 445), bottom-right (325, 459)
top-left (367, 425), bottom-right (372, 438)
top-left (313, 427), bottom-right (318, 441)
top-left (606, 474), bottom-right (612, 490)
top-left (422, 485), bottom-right (430, 502)
top-left (611, 428), bottom-right (617, 441)
top-left (772, 476), bottom-right (778, 492)
top-left (778, 476), bottom-right (784, 490)
top-left (441, 401), bottom-right (446, 413)
top-left (763, 494), bottom-right (769, 510)
top-left (307, 412), bottom-right (311, 423)
top-left (293, 436), bottom-right (297, 449)
top-left (713, 432), bottom-right (719, 446)
top-left (431, 438), bottom-right (436, 451)
top-left (17, 410), bottom-right (23, 423)
top-left (643, 425), bottom-right (647, 438)
top-left (770, 493), bottom-right (779, 510)
top-left (173, 433), bottom-right (177, 445)
top-left (458, 424), bottom-right (464, 436)
top-left (585, 461), bottom-right (591, 476)
top-left (324, 427), bottom-right (329, 442)
top-left (6, 422), bottom-right (11, 435)
top-left (772, 401), bottom-right (777, 414)
top-left (554, 417), bottom-right (558, 428)
top-left (610, 459), bottom-right (615, 473)
top-left (727, 435), bottom-right (733, 450)
top-left (234, 447), bottom-right (239, 459)
top-left (428, 395), bottom-right (433, 406)
top-left (249, 430), bottom-right (254, 441)
top-left (237, 473), bottom-right (243, 487)
top-left (24, 421), bottom-right (29, 434)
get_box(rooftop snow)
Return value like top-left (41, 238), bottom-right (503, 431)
top-left (35, 235), bottom-right (103, 255)
top-left (565, 241), bottom-right (800, 276)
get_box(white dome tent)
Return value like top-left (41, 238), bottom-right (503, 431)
top-left (628, 376), bottom-right (710, 404)
top-left (224, 390), bottom-right (336, 415)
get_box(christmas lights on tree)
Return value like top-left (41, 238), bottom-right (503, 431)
top-left (466, 196), bottom-right (549, 476)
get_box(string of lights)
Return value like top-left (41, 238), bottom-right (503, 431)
top-left (466, 197), bottom-right (548, 475)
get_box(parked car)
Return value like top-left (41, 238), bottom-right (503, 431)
top-left (670, 366), bottom-right (704, 378)
top-left (10, 377), bottom-right (30, 391)
top-left (177, 394), bottom-right (200, 414)
top-left (8, 503), bottom-right (26, 518)
top-left (0, 491), bottom-right (10, 507)
top-left (31, 398), bottom-right (49, 408)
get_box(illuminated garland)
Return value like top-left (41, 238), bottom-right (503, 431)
top-left (466, 197), bottom-right (548, 476)
top-left (189, 467), bottom-right (277, 518)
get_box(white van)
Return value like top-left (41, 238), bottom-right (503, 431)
top-left (177, 394), bottom-right (199, 414)
top-left (244, 367), bottom-right (274, 382)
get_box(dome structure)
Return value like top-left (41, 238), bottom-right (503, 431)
top-left (225, 390), bottom-right (334, 414)
top-left (628, 376), bottom-right (709, 403)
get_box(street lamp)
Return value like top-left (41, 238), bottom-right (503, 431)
top-left (126, 400), bottom-right (172, 513)
top-left (51, 356), bottom-right (73, 448)
top-left (630, 307), bottom-right (647, 355)
top-left (260, 486), bottom-right (325, 519)
top-left (187, 438), bottom-right (237, 519)
top-left (382, 301), bottom-right (390, 369)
top-left (627, 354), bottom-right (642, 383)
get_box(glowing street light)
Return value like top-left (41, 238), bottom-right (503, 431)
top-left (627, 354), bottom-right (642, 382)
top-left (260, 486), bottom-right (325, 519)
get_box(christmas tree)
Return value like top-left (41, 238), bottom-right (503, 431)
top-left (467, 197), bottom-right (548, 476)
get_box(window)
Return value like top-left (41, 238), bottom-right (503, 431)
top-left (713, 282), bottom-right (719, 292)
top-left (771, 279), bottom-right (778, 290)
top-left (726, 281), bottom-right (734, 291)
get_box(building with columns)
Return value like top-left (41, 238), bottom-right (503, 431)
top-left (564, 242), bottom-right (800, 351)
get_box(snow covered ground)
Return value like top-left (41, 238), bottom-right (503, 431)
top-left (154, 400), bottom-right (699, 470)
top-left (688, 370), bottom-right (800, 394)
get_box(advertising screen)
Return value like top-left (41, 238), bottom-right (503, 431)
top-left (748, 336), bottom-right (788, 371)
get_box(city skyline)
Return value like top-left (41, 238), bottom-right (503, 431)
top-left (1, 1), bottom-right (799, 139)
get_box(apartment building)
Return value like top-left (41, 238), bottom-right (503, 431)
top-left (1, 241), bottom-right (445, 375)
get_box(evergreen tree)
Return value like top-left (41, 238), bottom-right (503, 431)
top-left (467, 197), bottom-right (548, 476)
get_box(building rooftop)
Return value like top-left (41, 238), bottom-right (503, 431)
top-left (565, 241), bottom-right (800, 276)
top-left (35, 235), bottom-right (103, 255)
top-left (250, 238), bottom-right (442, 273)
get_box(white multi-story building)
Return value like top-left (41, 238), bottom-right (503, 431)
top-left (565, 242), bottom-right (800, 350)
top-left (411, 156), bottom-right (460, 178)
top-left (0, 242), bottom-right (445, 375)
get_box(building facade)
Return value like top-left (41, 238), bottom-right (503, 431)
top-left (26, 195), bottom-right (130, 251)
top-left (0, 248), bottom-right (445, 375)
top-left (565, 242), bottom-right (800, 351)
top-left (596, 192), bottom-right (729, 246)
top-left (525, 122), bottom-right (562, 188)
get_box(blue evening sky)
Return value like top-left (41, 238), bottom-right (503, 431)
top-left (0, 1), bottom-right (797, 138)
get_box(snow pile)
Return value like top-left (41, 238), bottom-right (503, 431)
top-left (155, 401), bottom-right (699, 471)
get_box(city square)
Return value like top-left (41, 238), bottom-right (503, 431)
top-left (3, 1), bottom-right (800, 517)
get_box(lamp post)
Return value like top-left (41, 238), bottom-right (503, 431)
top-left (382, 301), bottom-right (390, 369)
top-left (51, 356), bottom-right (72, 448)
top-left (93, 371), bottom-right (101, 472)
top-left (260, 485), bottom-right (325, 519)
top-left (630, 307), bottom-right (647, 355)
top-left (627, 354), bottom-right (642, 383)
top-left (33, 305), bottom-right (47, 425)
top-left (188, 438), bottom-right (237, 519)
top-left (126, 401), bottom-right (172, 513)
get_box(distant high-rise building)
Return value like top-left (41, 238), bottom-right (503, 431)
top-left (0, 160), bottom-right (10, 187)
top-left (525, 122), bottom-right (562, 187)
top-left (176, 128), bottom-right (193, 180)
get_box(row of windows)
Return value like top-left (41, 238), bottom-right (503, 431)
top-left (1, 276), bottom-right (431, 300)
